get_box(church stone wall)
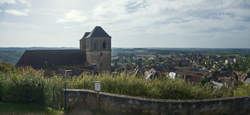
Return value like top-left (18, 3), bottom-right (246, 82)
top-left (86, 50), bottom-right (111, 72)
top-left (80, 39), bottom-right (86, 51)
top-left (85, 37), bottom-right (111, 72)
top-left (80, 26), bottom-right (112, 73)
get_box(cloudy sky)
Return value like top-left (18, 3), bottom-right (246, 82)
top-left (0, 0), bottom-right (250, 48)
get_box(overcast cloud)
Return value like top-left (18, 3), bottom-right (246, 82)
top-left (0, 0), bottom-right (249, 48)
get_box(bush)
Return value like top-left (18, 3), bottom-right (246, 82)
top-left (0, 68), bottom-right (45, 105)
top-left (0, 66), bottom-right (249, 110)
top-left (234, 84), bottom-right (250, 96)
top-left (0, 62), bottom-right (15, 73)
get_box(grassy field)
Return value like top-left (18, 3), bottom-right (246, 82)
top-left (0, 102), bottom-right (63, 115)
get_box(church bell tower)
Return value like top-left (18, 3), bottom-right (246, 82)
top-left (80, 26), bottom-right (111, 72)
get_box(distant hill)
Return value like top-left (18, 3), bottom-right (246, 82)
top-left (0, 47), bottom-right (249, 65)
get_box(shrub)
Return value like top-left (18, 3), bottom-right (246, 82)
top-left (0, 62), bottom-right (15, 73)
top-left (0, 66), bottom-right (249, 110)
top-left (234, 84), bottom-right (250, 96)
top-left (0, 68), bottom-right (45, 105)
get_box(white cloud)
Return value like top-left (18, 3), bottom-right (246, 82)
top-left (1, 0), bottom-right (250, 48)
top-left (84, 0), bottom-right (250, 48)
top-left (0, 0), bottom-right (31, 6)
top-left (56, 9), bottom-right (87, 23)
top-left (19, 0), bottom-right (31, 7)
top-left (5, 9), bottom-right (30, 16)
top-left (0, 0), bottom-right (16, 4)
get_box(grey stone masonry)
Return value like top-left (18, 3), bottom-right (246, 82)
top-left (64, 89), bottom-right (250, 115)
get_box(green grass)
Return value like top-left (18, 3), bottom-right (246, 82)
top-left (0, 102), bottom-right (63, 115)
top-left (0, 62), bottom-right (249, 111)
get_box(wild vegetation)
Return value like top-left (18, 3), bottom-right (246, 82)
top-left (0, 62), bottom-right (250, 111)
top-left (0, 102), bottom-right (63, 115)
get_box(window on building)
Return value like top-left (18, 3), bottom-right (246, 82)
top-left (103, 42), bottom-right (106, 49)
top-left (94, 42), bottom-right (97, 50)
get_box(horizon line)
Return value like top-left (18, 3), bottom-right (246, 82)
top-left (0, 46), bottom-right (250, 49)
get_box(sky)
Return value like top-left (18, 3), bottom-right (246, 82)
top-left (0, 0), bottom-right (250, 48)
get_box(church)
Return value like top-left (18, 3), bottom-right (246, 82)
top-left (16, 26), bottom-right (111, 72)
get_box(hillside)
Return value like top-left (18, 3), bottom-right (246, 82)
top-left (1, 47), bottom-right (250, 65)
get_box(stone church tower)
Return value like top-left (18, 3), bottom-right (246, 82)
top-left (80, 26), bottom-right (111, 72)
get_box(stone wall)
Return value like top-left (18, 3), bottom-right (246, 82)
top-left (65, 89), bottom-right (250, 115)
top-left (86, 51), bottom-right (111, 72)
top-left (84, 36), bottom-right (111, 72)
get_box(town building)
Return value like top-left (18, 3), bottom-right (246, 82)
top-left (16, 26), bottom-right (111, 73)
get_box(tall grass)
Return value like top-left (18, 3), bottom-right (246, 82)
top-left (0, 64), bottom-right (249, 110)
top-left (234, 83), bottom-right (250, 96)
top-left (66, 72), bottom-right (234, 99)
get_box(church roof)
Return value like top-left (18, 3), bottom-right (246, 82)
top-left (16, 50), bottom-right (85, 69)
top-left (82, 32), bottom-right (90, 38)
top-left (86, 26), bottom-right (111, 38)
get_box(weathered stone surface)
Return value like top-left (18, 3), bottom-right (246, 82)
top-left (64, 89), bottom-right (250, 115)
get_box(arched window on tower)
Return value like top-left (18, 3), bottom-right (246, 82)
top-left (103, 41), bottom-right (106, 49)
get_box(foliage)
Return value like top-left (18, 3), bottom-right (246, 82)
top-left (0, 62), bottom-right (15, 73)
top-left (0, 67), bottom-right (45, 105)
top-left (0, 102), bottom-right (63, 115)
top-left (0, 62), bottom-right (249, 111)
top-left (234, 84), bottom-right (250, 96)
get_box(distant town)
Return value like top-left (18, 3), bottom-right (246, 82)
top-left (111, 48), bottom-right (250, 88)
top-left (0, 47), bottom-right (249, 89)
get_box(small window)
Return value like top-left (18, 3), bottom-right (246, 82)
top-left (103, 42), bottom-right (106, 49)
top-left (94, 42), bottom-right (97, 50)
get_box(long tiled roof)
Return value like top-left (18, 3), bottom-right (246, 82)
top-left (16, 50), bottom-right (85, 69)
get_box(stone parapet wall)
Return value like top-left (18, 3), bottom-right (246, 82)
top-left (65, 89), bottom-right (250, 115)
